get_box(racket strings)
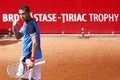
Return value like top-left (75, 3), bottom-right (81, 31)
top-left (7, 62), bottom-right (19, 77)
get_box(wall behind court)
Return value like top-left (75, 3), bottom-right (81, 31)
top-left (0, 0), bottom-right (120, 34)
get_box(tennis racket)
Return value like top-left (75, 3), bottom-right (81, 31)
top-left (7, 60), bottom-right (47, 78)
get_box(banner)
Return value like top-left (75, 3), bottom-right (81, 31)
top-left (0, 0), bottom-right (120, 34)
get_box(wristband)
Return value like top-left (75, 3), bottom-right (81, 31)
top-left (30, 57), bottom-right (35, 62)
top-left (12, 27), bottom-right (18, 33)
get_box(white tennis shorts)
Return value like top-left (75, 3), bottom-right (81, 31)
top-left (20, 58), bottom-right (42, 80)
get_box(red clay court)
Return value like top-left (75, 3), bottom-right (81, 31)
top-left (0, 36), bottom-right (120, 80)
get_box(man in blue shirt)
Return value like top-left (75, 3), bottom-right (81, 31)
top-left (12, 5), bottom-right (42, 80)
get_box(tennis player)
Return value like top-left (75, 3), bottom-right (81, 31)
top-left (12, 5), bottom-right (42, 80)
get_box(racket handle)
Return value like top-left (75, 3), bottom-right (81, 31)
top-left (35, 60), bottom-right (47, 65)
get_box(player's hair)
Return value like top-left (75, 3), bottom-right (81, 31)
top-left (19, 5), bottom-right (30, 12)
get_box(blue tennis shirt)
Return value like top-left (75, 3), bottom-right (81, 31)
top-left (21, 19), bottom-right (42, 59)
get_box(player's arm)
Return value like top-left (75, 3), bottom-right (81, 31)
top-left (28, 35), bottom-right (38, 69)
top-left (27, 24), bottom-right (38, 69)
top-left (31, 36), bottom-right (38, 59)
top-left (12, 21), bottom-right (22, 39)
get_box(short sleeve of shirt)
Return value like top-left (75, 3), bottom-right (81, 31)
top-left (26, 23), bottom-right (37, 37)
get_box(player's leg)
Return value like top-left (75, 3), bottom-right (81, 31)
top-left (20, 77), bottom-right (41, 80)
top-left (19, 78), bottom-right (29, 80)
top-left (19, 78), bottom-right (34, 80)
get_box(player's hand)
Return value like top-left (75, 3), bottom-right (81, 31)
top-left (12, 21), bottom-right (19, 27)
top-left (27, 61), bottom-right (34, 70)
